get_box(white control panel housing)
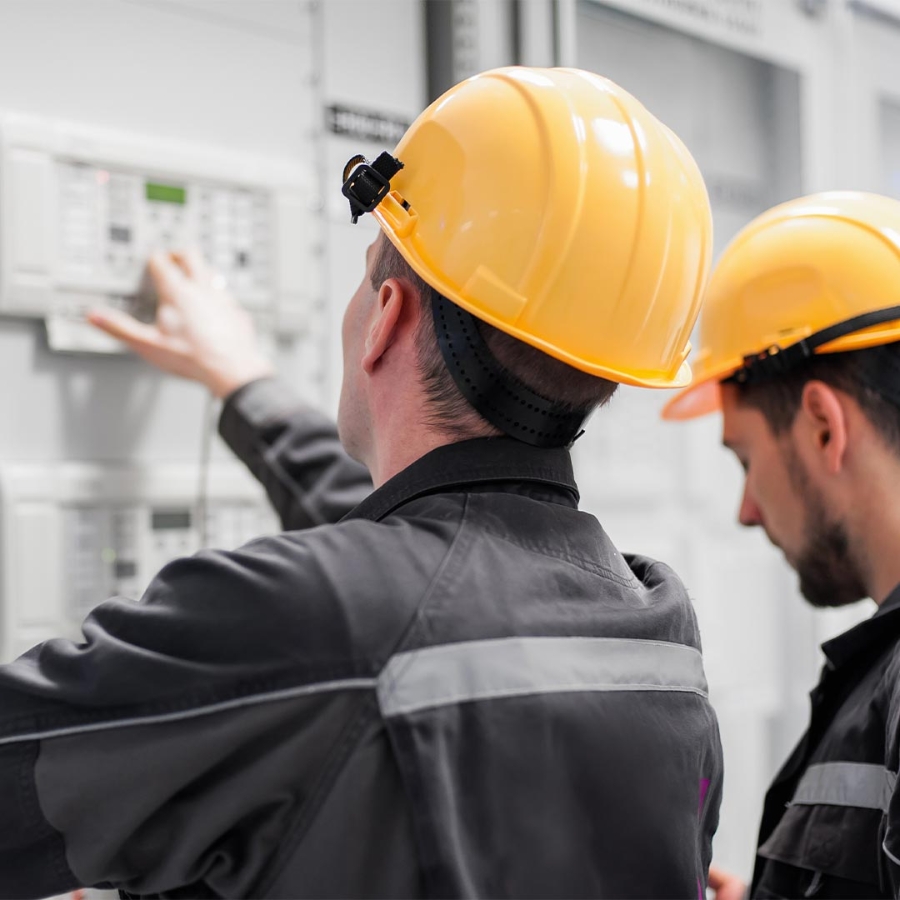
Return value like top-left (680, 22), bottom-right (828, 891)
top-left (0, 462), bottom-right (280, 662)
top-left (0, 113), bottom-right (316, 351)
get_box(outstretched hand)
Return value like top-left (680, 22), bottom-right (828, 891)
top-left (88, 250), bottom-right (274, 398)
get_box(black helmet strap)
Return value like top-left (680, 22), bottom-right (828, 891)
top-left (730, 305), bottom-right (900, 386)
top-left (431, 294), bottom-right (587, 448)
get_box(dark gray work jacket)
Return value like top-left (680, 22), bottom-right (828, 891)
top-left (752, 587), bottom-right (900, 899)
top-left (0, 378), bottom-right (723, 899)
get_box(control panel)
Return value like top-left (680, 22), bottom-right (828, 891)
top-left (58, 164), bottom-right (272, 309)
top-left (0, 462), bottom-right (280, 662)
top-left (0, 113), bottom-right (317, 352)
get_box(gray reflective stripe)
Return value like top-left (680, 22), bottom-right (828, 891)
top-left (377, 636), bottom-right (708, 718)
top-left (792, 762), bottom-right (898, 812)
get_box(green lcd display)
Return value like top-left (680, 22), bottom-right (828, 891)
top-left (145, 182), bottom-right (187, 204)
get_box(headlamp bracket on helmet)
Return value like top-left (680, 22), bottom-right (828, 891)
top-left (341, 152), bottom-right (405, 223)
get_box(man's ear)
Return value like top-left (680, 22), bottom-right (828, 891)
top-left (799, 381), bottom-right (848, 475)
top-left (361, 278), bottom-right (408, 375)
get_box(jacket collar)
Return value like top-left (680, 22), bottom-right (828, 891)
top-left (342, 436), bottom-right (579, 523)
top-left (820, 583), bottom-right (900, 671)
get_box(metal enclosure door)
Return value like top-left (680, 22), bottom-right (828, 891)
top-left (883, 96), bottom-right (900, 199)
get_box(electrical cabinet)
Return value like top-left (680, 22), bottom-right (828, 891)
top-left (0, 461), bottom-right (280, 662)
top-left (0, 113), bottom-right (316, 352)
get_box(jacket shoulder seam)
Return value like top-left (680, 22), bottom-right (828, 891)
top-left (0, 677), bottom-right (376, 747)
top-left (477, 523), bottom-right (639, 588)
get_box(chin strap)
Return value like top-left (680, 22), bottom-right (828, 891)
top-left (431, 294), bottom-right (587, 448)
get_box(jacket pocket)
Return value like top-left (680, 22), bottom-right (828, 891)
top-left (758, 802), bottom-right (885, 895)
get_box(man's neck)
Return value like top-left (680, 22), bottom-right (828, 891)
top-left (366, 430), bottom-right (453, 489)
top-left (367, 416), bottom-right (499, 488)
top-left (864, 538), bottom-right (900, 606)
top-left (854, 482), bottom-right (900, 605)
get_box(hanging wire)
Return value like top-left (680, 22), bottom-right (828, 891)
top-left (196, 391), bottom-right (217, 549)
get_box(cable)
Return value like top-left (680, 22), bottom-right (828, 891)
top-left (196, 391), bottom-right (217, 549)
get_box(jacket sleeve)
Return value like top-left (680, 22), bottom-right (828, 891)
top-left (0, 537), bottom-right (376, 899)
top-left (218, 377), bottom-right (373, 530)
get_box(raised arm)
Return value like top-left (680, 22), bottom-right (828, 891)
top-left (218, 377), bottom-right (371, 529)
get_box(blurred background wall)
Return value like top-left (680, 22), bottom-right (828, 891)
top-left (0, 0), bottom-right (898, 885)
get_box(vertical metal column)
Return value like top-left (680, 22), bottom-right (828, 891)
top-left (424, 0), bottom-right (517, 102)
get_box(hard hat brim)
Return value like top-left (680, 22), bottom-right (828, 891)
top-left (662, 377), bottom-right (722, 420)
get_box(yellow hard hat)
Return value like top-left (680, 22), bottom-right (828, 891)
top-left (663, 191), bottom-right (900, 421)
top-left (342, 66), bottom-right (712, 389)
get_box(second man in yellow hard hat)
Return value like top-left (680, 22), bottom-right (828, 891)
top-left (666, 191), bottom-right (900, 899)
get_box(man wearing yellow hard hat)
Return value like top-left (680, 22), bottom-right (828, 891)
top-left (0, 68), bottom-right (722, 897)
top-left (665, 192), bottom-right (900, 899)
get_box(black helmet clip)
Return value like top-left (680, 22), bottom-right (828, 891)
top-left (341, 152), bottom-right (404, 224)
